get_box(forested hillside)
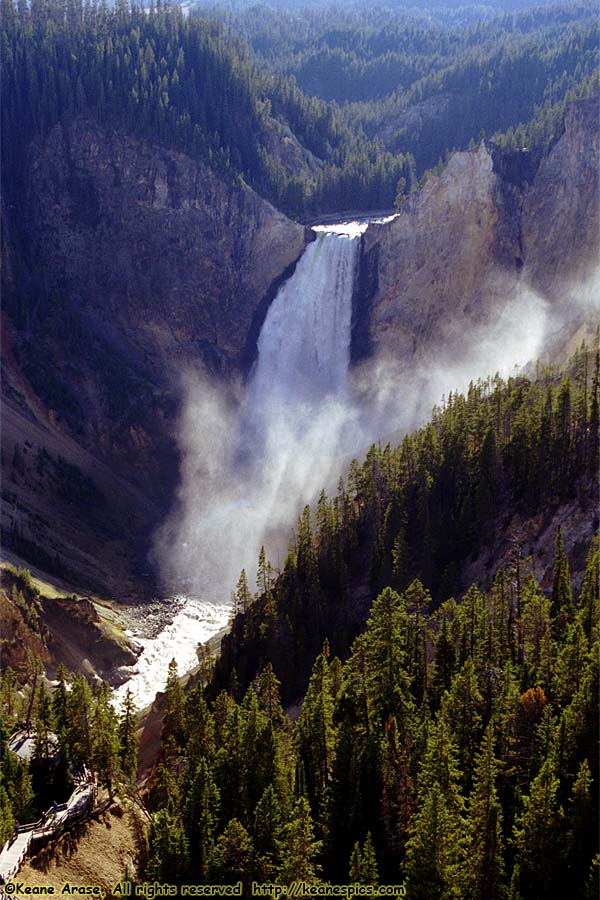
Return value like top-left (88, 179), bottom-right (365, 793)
top-left (2, 0), bottom-right (598, 216)
top-left (136, 349), bottom-right (600, 892)
top-left (0, 0), bottom-right (410, 216)
top-left (213, 349), bottom-right (599, 700)
top-left (197, 0), bottom-right (599, 176)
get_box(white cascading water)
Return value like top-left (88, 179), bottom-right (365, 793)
top-left (250, 230), bottom-right (360, 406)
top-left (116, 225), bottom-right (364, 709)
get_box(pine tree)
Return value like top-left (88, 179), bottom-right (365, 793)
top-left (462, 724), bottom-right (506, 900)
top-left (240, 686), bottom-right (274, 820)
top-left (380, 715), bottom-right (413, 875)
top-left (564, 759), bottom-right (596, 892)
top-left (208, 819), bottom-right (254, 886)
top-left (278, 796), bottom-right (322, 884)
top-left (92, 682), bottom-right (120, 799)
top-left (163, 658), bottom-right (185, 744)
top-left (296, 644), bottom-right (335, 825)
top-left (118, 687), bottom-right (138, 781)
top-left (511, 758), bottom-right (564, 900)
top-left (234, 568), bottom-right (252, 616)
top-left (0, 667), bottom-right (17, 724)
top-left (349, 833), bottom-right (382, 886)
top-left (256, 663), bottom-right (284, 725)
top-left (213, 701), bottom-right (244, 823)
top-left (443, 659), bottom-right (484, 789)
top-left (183, 758), bottom-right (220, 881)
top-left (431, 610), bottom-right (456, 704)
top-left (33, 684), bottom-right (54, 762)
top-left (361, 587), bottom-right (413, 728)
top-left (552, 622), bottom-right (587, 706)
top-left (146, 807), bottom-right (189, 883)
top-left (0, 784), bottom-right (15, 844)
top-left (6, 756), bottom-right (34, 822)
top-left (68, 674), bottom-right (94, 766)
top-left (253, 784), bottom-right (283, 881)
top-left (360, 832), bottom-right (379, 885)
top-left (551, 527), bottom-right (573, 632)
top-left (184, 686), bottom-right (215, 773)
top-left (349, 841), bottom-right (362, 882)
top-left (24, 650), bottom-right (43, 727)
top-left (404, 717), bottom-right (466, 900)
top-left (577, 537), bottom-right (599, 645)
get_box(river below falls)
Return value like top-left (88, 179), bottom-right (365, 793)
top-left (113, 596), bottom-right (230, 710)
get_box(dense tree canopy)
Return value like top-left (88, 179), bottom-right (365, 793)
top-left (1, 0), bottom-right (598, 217)
top-left (134, 346), bottom-right (599, 890)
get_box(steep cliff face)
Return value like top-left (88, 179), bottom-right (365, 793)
top-left (15, 119), bottom-right (307, 372)
top-left (359, 142), bottom-right (521, 361)
top-left (522, 98), bottom-right (600, 297)
top-left (359, 98), bottom-right (599, 364)
top-left (1, 117), bottom-right (308, 595)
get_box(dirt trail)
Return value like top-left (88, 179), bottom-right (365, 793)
top-left (17, 798), bottom-right (145, 892)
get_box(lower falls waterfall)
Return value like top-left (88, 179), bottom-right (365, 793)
top-left (117, 211), bottom-right (549, 707)
top-left (117, 225), bottom-right (365, 707)
top-left (250, 229), bottom-right (360, 407)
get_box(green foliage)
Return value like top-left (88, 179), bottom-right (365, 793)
top-left (404, 715), bottom-right (466, 899)
top-left (92, 682), bottom-right (120, 798)
top-left (511, 759), bottom-right (565, 899)
top-left (174, 360), bottom-right (598, 890)
top-left (163, 658), bottom-right (185, 745)
top-left (211, 0), bottom-right (599, 178)
top-left (183, 758), bottom-right (220, 880)
top-left (208, 818), bottom-right (254, 886)
top-left (4, 0), bottom-right (594, 220)
top-left (348, 831), bottom-right (379, 885)
top-left (148, 529), bottom-right (597, 891)
top-left (278, 796), bottom-right (322, 884)
top-left (146, 807), bottom-right (189, 884)
top-left (0, 0), bottom-right (409, 217)
top-left (118, 687), bottom-right (139, 781)
top-left (462, 725), bottom-right (506, 900)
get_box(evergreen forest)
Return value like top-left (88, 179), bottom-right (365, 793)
top-left (1, 0), bottom-right (598, 216)
top-left (122, 349), bottom-right (600, 894)
top-left (0, 0), bottom-right (598, 892)
top-left (2, 347), bottom-right (598, 895)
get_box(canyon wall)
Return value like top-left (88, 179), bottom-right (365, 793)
top-left (358, 97), bottom-right (599, 364)
top-left (1, 119), bottom-right (308, 595)
top-left (2, 99), bottom-right (597, 595)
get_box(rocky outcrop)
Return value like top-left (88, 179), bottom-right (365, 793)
top-left (17, 119), bottom-right (307, 372)
top-left (1, 118), bottom-right (308, 595)
top-left (359, 142), bottom-right (522, 361)
top-left (0, 567), bottom-right (139, 683)
top-left (375, 93), bottom-right (453, 147)
top-left (522, 98), bottom-right (600, 296)
top-left (360, 98), bottom-right (599, 364)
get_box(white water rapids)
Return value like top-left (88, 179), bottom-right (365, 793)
top-left (116, 223), bottom-right (365, 709)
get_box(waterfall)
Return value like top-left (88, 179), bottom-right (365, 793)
top-left (248, 230), bottom-right (361, 411)
top-left (134, 225), bottom-right (365, 709)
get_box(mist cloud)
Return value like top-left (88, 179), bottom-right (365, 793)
top-left (154, 262), bottom-right (599, 604)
